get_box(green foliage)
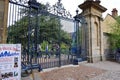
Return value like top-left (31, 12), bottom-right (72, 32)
top-left (40, 41), bottom-right (48, 51)
top-left (60, 30), bottom-right (72, 45)
top-left (60, 42), bottom-right (69, 54)
top-left (109, 16), bottom-right (120, 49)
top-left (7, 10), bottom-right (71, 49)
top-left (38, 16), bottom-right (61, 43)
top-left (7, 16), bottom-right (28, 47)
top-left (61, 42), bottom-right (69, 49)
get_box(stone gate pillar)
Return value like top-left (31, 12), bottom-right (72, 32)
top-left (0, 0), bottom-right (9, 43)
top-left (79, 0), bottom-right (107, 62)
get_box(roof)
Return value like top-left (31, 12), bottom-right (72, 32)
top-left (102, 14), bottom-right (117, 33)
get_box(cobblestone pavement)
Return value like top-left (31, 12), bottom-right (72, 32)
top-left (40, 65), bottom-right (105, 80)
top-left (22, 64), bottom-right (106, 80)
top-left (21, 72), bottom-right (42, 80)
top-left (83, 61), bottom-right (120, 71)
top-left (83, 61), bottom-right (120, 80)
top-left (21, 61), bottom-right (120, 80)
top-left (89, 71), bottom-right (120, 80)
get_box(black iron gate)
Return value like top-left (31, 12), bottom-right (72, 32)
top-left (7, 0), bottom-right (86, 69)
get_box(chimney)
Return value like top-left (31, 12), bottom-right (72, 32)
top-left (112, 8), bottom-right (118, 18)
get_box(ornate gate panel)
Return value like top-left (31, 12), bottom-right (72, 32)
top-left (7, 0), bottom-right (78, 69)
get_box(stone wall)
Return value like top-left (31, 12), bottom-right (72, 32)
top-left (0, 0), bottom-right (9, 43)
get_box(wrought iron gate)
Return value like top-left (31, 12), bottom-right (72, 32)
top-left (7, 0), bottom-right (86, 69)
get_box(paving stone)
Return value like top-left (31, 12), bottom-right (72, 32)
top-left (22, 61), bottom-right (120, 80)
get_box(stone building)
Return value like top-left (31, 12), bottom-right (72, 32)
top-left (79, 0), bottom-right (118, 62)
top-left (101, 8), bottom-right (118, 60)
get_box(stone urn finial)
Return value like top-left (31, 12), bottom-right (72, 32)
top-left (95, 0), bottom-right (101, 4)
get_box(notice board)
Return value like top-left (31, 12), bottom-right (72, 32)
top-left (0, 44), bottom-right (21, 80)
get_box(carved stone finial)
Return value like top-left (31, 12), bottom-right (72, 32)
top-left (95, 0), bottom-right (101, 4)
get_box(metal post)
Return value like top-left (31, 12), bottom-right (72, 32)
top-left (28, 6), bottom-right (35, 80)
top-left (28, 6), bottom-right (31, 63)
top-left (34, 7), bottom-right (39, 63)
top-left (76, 20), bottom-right (80, 58)
top-left (28, 1), bottom-right (40, 80)
top-left (58, 16), bottom-right (61, 67)
top-left (74, 9), bottom-right (80, 58)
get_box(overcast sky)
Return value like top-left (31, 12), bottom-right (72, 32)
top-left (37, 0), bottom-right (120, 33)
top-left (38, 0), bottom-right (120, 18)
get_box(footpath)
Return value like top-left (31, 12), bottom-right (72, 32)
top-left (22, 61), bottom-right (120, 80)
top-left (83, 61), bottom-right (120, 80)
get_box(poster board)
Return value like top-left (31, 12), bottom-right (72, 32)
top-left (0, 44), bottom-right (21, 80)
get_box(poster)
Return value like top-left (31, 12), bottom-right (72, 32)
top-left (0, 44), bottom-right (21, 80)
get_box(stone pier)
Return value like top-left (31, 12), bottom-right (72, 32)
top-left (79, 0), bottom-right (107, 62)
top-left (0, 0), bottom-right (9, 43)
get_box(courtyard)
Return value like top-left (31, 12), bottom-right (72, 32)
top-left (22, 61), bottom-right (120, 80)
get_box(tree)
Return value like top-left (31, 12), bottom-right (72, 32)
top-left (109, 16), bottom-right (120, 49)
top-left (7, 3), bottom-right (72, 48)
top-left (7, 16), bottom-right (29, 47)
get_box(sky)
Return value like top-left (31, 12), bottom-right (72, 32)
top-left (36, 0), bottom-right (120, 33)
top-left (38, 0), bottom-right (120, 18)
